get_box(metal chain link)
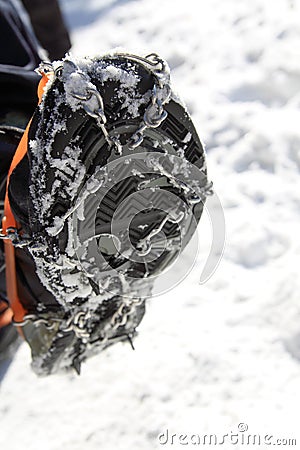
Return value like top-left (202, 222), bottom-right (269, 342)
top-left (136, 210), bottom-right (185, 256)
top-left (96, 296), bottom-right (145, 348)
top-left (14, 297), bottom-right (143, 344)
top-left (110, 297), bottom-right (144, 331)
top-left (0, 227), bottom-right (32, 247)
top-left (14, 310), bottom-right (91, 339)
top-left (128, 54), bottom-right (171, 148)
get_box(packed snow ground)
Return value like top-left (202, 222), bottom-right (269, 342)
top-left (1, 0), bottom-right (300, 448)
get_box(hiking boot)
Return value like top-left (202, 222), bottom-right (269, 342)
top-left (5, 52), bottom-right (211, 375)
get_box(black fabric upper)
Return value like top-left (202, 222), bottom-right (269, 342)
top-left (0, 0), bottom-right (41, 116)
top-left (21, 0), bottom-right (71, 61)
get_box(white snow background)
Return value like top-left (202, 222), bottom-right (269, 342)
top-left (1, 0), bottom-right (300, 449)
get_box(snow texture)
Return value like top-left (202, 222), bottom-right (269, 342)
top-left (1, 0), bottom-right (300, 449)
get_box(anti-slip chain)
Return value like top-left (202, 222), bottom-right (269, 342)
top-left (3, 54), bottom-right (211, 356)
top-left (15, 295), bottom-right (144, 344)
top-left (59, 53), bottom-right (171, 153)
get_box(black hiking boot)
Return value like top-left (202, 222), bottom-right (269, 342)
top-left (6, 52), bottom-right (211, 375)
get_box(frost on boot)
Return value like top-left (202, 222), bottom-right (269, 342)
top-left (8, 52), bottom-right (211, 375)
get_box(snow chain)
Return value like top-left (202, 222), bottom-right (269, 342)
top-left (4, 53), bottom-right (209, 350)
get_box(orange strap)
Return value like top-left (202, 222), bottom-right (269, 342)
top-left (1, 73), bottom-right (50, 328)
top-left (0, 301), bottom-right (13, 328)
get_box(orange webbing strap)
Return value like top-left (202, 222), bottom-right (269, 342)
top-left (0, 300), bottom-right (13, 328)
top-left (1, 73), bottom-right (50, 332)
